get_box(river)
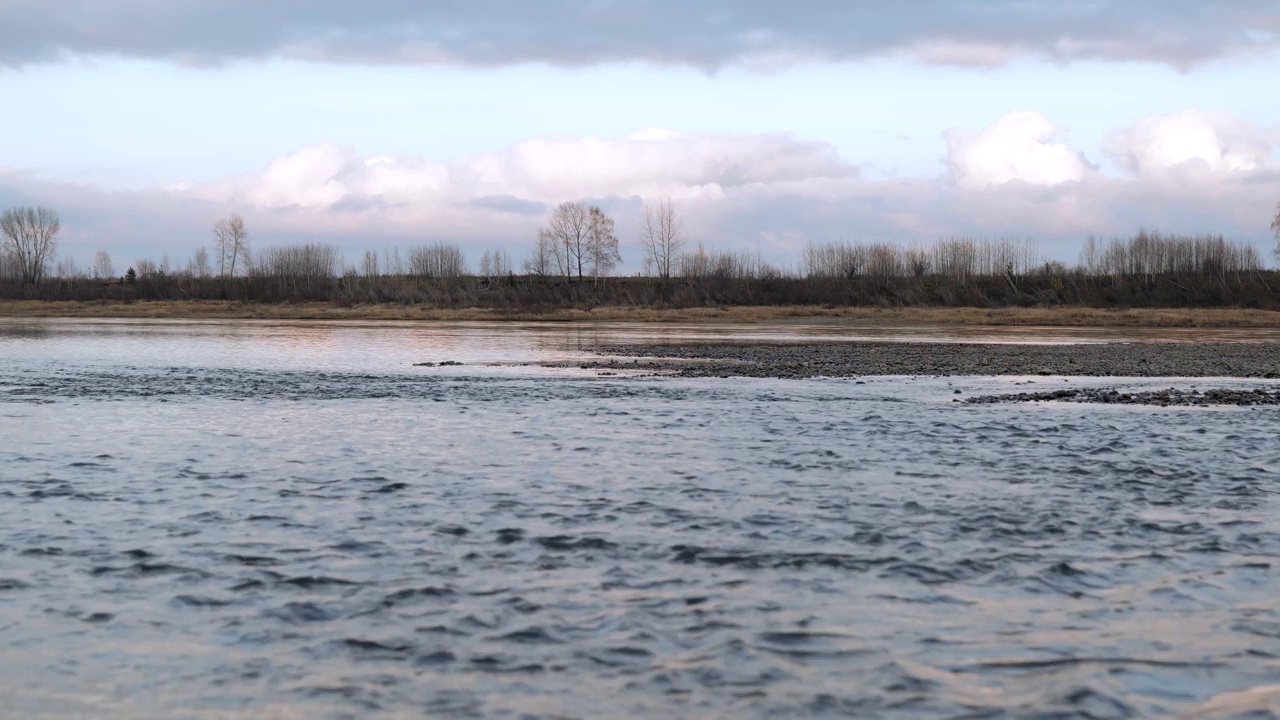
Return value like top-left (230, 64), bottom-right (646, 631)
top-left (1, 318), bottom-right (1277, 719)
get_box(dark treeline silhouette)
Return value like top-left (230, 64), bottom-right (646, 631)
top-left (4, 230), bottom-right (1280, 311)
top-left (6, 199), bottom-right (1280, 310)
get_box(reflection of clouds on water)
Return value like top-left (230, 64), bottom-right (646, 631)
top-left (6, 318), bottom-right (1280, 375)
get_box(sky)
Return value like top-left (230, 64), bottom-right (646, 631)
top-left (0, 0), bottom-right (1278, 272)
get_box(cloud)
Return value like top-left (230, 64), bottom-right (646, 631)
top-left (467, 196), bottom-right (547, 216)
top-left (945, 112), bottom-right (1094, 187)
top-left (1106, 110), bottom-right (1276, 175)
top-left (1, 1), bottom-right (1277, 70)
top-left (2, 112), bottom-right (1277, 269)
top-left (183, 132), bottom-right (855, 213)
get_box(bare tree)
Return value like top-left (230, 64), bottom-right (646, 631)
top-left (382, 247), bottom-right (405, 277)
top-left (93, 250), bottom-right (115, 280)
top-left (0, 206), bottom-right (60, 286)
top-left (494, 248), bottom-right (512, 276)
top-left (479, 248), bottom-right (513, 280)
top-left (1079, 235), bottom-right (1100, 276)
top-left (535, 228), bottom-right (566, 276)
top-left (904, 245), bottom-right (931, 278)
top-left (361, 250), bottom-right (380, 278)
top-left (587, 207), bottom-right (622, 282)
top-left (524, 232), bottom-right (556, 277)
top-left (190, 247), bottom-right (211, 278)
top-left (540, 201), bottom-right (592, 279)
top-left (134, 258), bottom-right (159, 279)
top-left (212, 214), bottom-right (249, 277)
top-left (55, 256), bottom-right (82, 279)
top-left (213, 221), bottom-right (229, 277)
top-left (640, 199), bottom-right (684, 280)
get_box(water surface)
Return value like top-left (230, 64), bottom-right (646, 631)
top-left (2, 319), bottom-right (1278, 719)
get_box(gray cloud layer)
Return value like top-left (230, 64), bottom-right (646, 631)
top-left (1, 1), bottom-right (1276, 69)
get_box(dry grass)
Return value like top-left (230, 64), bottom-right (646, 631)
top-left (2, 300), bottom-right (1280, 327)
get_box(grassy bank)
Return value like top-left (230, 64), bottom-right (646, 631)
top-left (4, 299), bottom-right (1280, 327)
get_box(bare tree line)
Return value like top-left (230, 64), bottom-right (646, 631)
top-left (1079, 231), bottom-right (1264, 280)
top-left (407, 242), bottom-right (467, 280)
top-left (528, 202), bottom-right (621, 282)
top-left (678, 244), bottom-right (781, 280)
top-left (13, 224), bottom-right (1275, 290)
top-left (250, 243), bottom-right (341, 290)
top-left (802, 238), bottom-right (1042, 281)
top-left (797, 233), bottom-right (1264, 283)
top-left (7, 199), bottom-right (1280, 317)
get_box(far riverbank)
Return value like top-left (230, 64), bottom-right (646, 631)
top-left (5, 300), bottom-right (1280, 327)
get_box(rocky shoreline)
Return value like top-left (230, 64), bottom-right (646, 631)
top-left (586, 341), bottom-right (1280, 379)
top-left (964, 387), bottom-right (1280, 406)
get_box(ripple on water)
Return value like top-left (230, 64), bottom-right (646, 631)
top-left (2, 342), bottom-right (1279, 718)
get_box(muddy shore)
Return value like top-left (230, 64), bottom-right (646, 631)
top-left (587, 341), bottom-right (1280, 379)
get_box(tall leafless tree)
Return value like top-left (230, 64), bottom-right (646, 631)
top-left (55, 256), bottom-right (81, 279)
top-left (479, 248), bottom-right (513, 280)
top-left (524, 232), bottom-right (556, 277)
top-left (640, 199), bottom-right (684, 280)
top-left (587, 207), bottom-right (621, 282)
top-left (93, 250), bottom-right (115, 280)
top-left (361, 250), bottom-right (380, 278)
top-left (494, 248), bottom-right (513, 277)
top-left (541, 201), bottom-right (592, 280)
top-left (212, 214), bottom-right (249, 277)
top-left (190, 247), bottom-right (211, 278)
top-left (0, 206), bottom-right (60, 286)
top-left (382, 247), bottom-right (405, 277)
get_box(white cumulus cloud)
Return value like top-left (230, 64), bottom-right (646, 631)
top-left (945, 111), bottom-right (1094, 187)
top-left (1106, 110), bottom-right (1275, 175)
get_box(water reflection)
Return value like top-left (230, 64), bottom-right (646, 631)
top-left (6, 317), bottom-right (1280, 373)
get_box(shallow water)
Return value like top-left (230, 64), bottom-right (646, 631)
top-left (2, 319), bottom-right (1279, 719)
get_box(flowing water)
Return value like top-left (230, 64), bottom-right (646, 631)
top-left (1, 319), bottom-right (1278, 719)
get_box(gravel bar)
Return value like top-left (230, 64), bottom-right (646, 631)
top-left (965, 387), bottom-right (1280, 406)
top-left (587, 341), bottom-right (1280, 379)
